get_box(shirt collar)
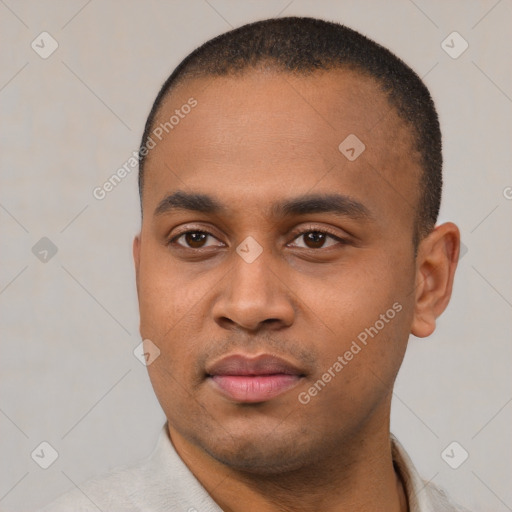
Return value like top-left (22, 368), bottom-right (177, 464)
top-left (149, 425), bottom-right (450, 512)
top-left (391, 433), bottom-right (445, 512)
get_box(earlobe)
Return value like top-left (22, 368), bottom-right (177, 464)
top-left (411, 222), bottom-right (460, 338)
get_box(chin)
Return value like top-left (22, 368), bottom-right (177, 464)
top-left (196, 426), bottom-right (322, 475)
top-left (207, 445), bottom-right (311, 475)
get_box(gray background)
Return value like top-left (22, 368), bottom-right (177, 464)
top-left (1, 0), bottom-right (511, 510)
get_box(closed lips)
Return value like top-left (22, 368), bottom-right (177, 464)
top-left (206, 354), bottom-right (305, 377)
top-left (206, 354), bottom-right (306, 403)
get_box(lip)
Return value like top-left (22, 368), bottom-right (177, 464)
top-left (206, 354), bottom-right (305, 403)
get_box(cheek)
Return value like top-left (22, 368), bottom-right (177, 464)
top-left (137, 244), bottom-right (204, 338)
top-left (301, 249), bottom-right (415, 375)
top-left (297, 283), bottom-right (410, 430)
top-left (137, 247), bottom-right (219, 388)
top-left (306, 255), bottom-right (410, 328)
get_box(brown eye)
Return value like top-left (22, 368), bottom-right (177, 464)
top-left (172, 231), bottom-right (223, 249)
top-left (184, 232), bottom-right (208, 248)
top-left (290, 230), bottom-right (341, 249)
top-left (303, 232), bottom-right (327, 248)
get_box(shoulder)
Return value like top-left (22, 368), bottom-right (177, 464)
top-left (38, 456), bottom-right (153, 512)
top-left (422, 480), bottom-right (473, 512)
top-left (390, 434), bottom-right (473, 512)
top-left (38, 425), bottom-right (221, 512)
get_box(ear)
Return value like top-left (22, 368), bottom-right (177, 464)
top-left (133, 234), bottom-right (141, 295)
top-left (411, 222), bottom-right (460, 338)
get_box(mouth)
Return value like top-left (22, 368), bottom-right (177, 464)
top-left (205, 354), bottom-right (306, 403)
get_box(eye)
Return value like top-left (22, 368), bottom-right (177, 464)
top-left (170, 230), bottom-right (224, 249)
top-left (168, 227), bottom-right (346, 251)
top-left (289, 229), bottom-right (345, 249)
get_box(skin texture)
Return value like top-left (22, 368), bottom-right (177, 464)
top-left (133, 68), bottom-right (460, 512)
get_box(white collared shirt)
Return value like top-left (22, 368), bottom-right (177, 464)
top-left (40, 424), bottom-right (470, 512)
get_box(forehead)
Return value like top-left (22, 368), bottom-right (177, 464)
top-left (142, 68), bottom-right (421, 222)
top-left (153, 67), bottom-right (406, 146)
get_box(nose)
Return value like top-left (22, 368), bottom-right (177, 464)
top-left (212, 247), bottom-right (295, 332)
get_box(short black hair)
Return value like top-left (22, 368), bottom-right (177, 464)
top-left (138, 16), bottom-right (442, 241)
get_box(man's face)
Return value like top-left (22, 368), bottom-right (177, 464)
top-left (134, 69), bottom-right (423, 473)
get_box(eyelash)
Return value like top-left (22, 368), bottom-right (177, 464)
top-left (168, 226), bottom-right (348, 250)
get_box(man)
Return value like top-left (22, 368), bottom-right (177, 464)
top-left (41, 16), bottom-right (468, 512)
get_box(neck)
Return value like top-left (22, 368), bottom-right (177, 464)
top-left (168, 418), bottom-right (408, 512)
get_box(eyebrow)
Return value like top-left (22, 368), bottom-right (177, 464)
top-left (154, 190), bottom-right (372, 221)
top-left (154, 190), bottom-right (226, 216)
top-left (271, 193), bottom-right (372, 220)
